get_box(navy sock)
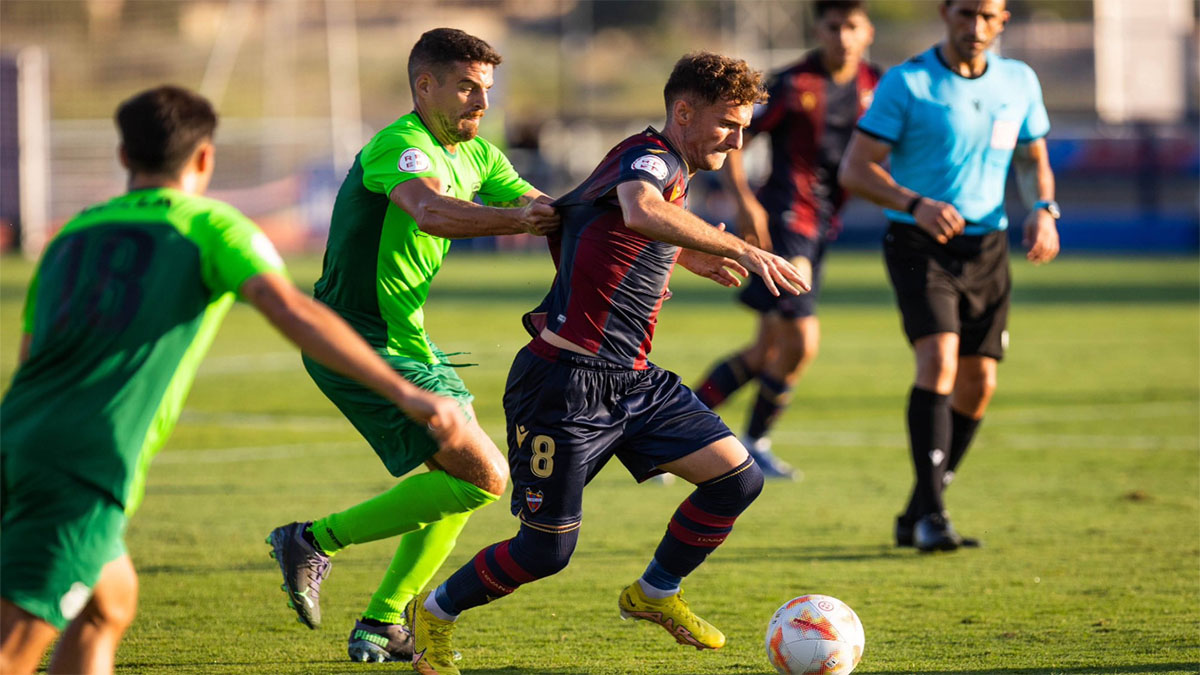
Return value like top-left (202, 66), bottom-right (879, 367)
top-left (651, 457), bottom-right (763, 579)
top-left (695, 354), bottom-right (756, 409)
top-left (746, 374), bottom-right (792, 440)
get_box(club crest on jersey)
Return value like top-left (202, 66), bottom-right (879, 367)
top-left (631, 155), bottom-right (669, 180)
top-left (398, 147), bottom-right (431, 173)
top-left (524, 488), bottom-right (544, 513)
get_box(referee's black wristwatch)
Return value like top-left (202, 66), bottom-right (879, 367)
top-left (1033, 200), bottom-right (1061, 220)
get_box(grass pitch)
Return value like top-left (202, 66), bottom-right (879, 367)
top-left (1, 250), bottom-right (1197, 675)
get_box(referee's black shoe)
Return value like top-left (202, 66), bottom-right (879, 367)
top-left (896, 513), bottom-right (982, 549)
top-left (912, 512), bottom-right (983, 552)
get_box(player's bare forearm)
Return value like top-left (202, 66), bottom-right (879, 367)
top-left (391, 180), bottom-right (559, 238)
top-left (723, 150), bottom-right (770, 249)
top-left (618, 181), bottom-right (750, 259)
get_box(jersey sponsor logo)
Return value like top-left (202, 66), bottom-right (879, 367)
top-left (990, 119), bottom-right (1019, 150)
top-left (524, 488), bottom-right (544, 513)
top-left (398, 147), bottom-right (431, 173)
top-left (631, 155), bottom-right (670, 180)
top-left (251, 232), bottom-right (284, 269)
top-left (801, 91), bottom-right (818, 111)
top-left (515, 424), bottom-right (529, 447)
top-left (860, 89), bottom-right (874, 109)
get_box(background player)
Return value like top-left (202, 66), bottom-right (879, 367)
top-left (694, 0), bottom-right (881, 478)
top-left (265, 27), bottom-right (559, 663)
top-left (403, 52), bottom-right (810, 675)
top-left (839, 0), bottom-right (1060, 551)
top-left (0, 85), bottom-right (469, 675)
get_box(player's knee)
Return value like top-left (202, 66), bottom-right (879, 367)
top-left (86, 556), bottom-right (139, 634)
top-left (82, 589), bottom-right (137, 635)
top-left (698, 458), bottom-right (764, 515)
top-left (510, 525), bottom-right (578, 579)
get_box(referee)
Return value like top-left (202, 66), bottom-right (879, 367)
top-left (839, 0), bottom-right (1060, 552)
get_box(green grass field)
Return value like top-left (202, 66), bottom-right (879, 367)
top-left (2, 250), bottom-right (1197, 675)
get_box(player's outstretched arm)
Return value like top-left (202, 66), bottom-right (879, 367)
top-left (616, 180), bottom-right (808, 297)
top-left (390, 178), bottom-right (559, 239)
top-left (241, 272), bottom-right (468, 447)
top-left (1014, 138), bottom-right (1060, 264)
top-left (839, 132), bottom-right (965, 243)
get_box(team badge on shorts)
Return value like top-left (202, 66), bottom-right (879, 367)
top-left (524, 488), bottom-right (544, 513)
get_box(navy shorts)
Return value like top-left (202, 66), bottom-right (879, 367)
top-left (882, 222), bottom-right (1011, 360)
top-left (739, 215), bottom-right (828, 319)
top-left (503, 340), bottom-right (733, 530)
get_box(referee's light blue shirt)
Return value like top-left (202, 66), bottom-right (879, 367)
top-left (857, 46), bottom-right (1050, 234)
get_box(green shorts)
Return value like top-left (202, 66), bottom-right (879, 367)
top-left (303, 350), bottom-right (474, 477)
top-left (0, 453), bottom-right (127, 630)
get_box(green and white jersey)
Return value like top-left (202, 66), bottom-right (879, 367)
top-left (314, 111), bottom-right (532, 363)
top-left (0, 188), bottom-right (286, 514)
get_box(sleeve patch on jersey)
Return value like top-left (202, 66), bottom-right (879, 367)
top-left (398, 147), bottom-right (432, 173)
top-left (251, 232), bottom-right (284, 269)
top-left (631, 155), bottom-right (670, 180)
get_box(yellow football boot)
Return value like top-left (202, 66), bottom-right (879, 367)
top-left (404, 591), bottom-right (460, 675)
top-left (618, 581), bottom-right (726, 650)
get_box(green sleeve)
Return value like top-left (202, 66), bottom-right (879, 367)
top-left (361, 127), bottom-right (442, 198)
top-left (20, 264), bottom-right (41, 334)
top-left (200, 202), bottom-right (288, 297)
top-left (476, 140), bottom-right (534, 206)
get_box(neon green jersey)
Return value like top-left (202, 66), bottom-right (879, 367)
top-left (0, 188), bottom-right (286, 514)
top-left (313, 112), bottom-right (533, 363)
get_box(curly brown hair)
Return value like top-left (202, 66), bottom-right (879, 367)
top-left (662, 52), bottom-right (767, 115)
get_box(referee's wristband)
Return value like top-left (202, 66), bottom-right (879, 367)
top-left (905, 195), bottom-right (923, 215)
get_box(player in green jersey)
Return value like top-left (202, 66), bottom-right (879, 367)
top-left (0, 86), bottom-right (469, 675)
top-left (265, 28), bottom-right (559, 663)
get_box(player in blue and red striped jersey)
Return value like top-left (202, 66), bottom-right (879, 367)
top-left (402, 53), bottom-right (810, 675)
top-left (694, 0), bottom-right (881, 478)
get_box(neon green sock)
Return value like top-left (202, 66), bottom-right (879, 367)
top-left (310, 470), bottom-right (498, 555)
top-left (362, 510), bottom-right (471, 624)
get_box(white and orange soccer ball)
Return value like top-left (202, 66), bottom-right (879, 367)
top-left (765, 594), bottom-right (865, 675)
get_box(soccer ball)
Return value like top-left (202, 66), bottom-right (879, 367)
top-left (765, 594), bottom-right (865, 675)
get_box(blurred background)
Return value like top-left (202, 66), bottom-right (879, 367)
top-left (1, 0), bottom-right (1197, 259)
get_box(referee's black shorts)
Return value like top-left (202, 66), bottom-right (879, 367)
top-left (882, 221), bottom-right (1011, 360)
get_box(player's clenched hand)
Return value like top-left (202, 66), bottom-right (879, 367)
top-left (518, 196), bottom-right (560, 236)
top-left (1022, 209), bottom-right (1060, 264)
top-left (913, 198), bottom-right (966, 244)
top-left (678, 248), bottom-right (748, 288)
top-left (401, 393), bottom-right (470, 450)
top-left (735, 247), bottom-right (811, 297)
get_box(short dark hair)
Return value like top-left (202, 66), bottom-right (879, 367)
top-left (663, 52), bottom-right (767, 114)
top-left (115, 85), bottom-right (217, 176)
top-left (407, 27), bottom-right (502, 87)
top-left (814, 0), bottom-right (867, 19)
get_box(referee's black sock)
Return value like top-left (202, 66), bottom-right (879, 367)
top-left (945, 409), bottom-right (982, 486)
top-left (905, 386), bottom-right (951, 520)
